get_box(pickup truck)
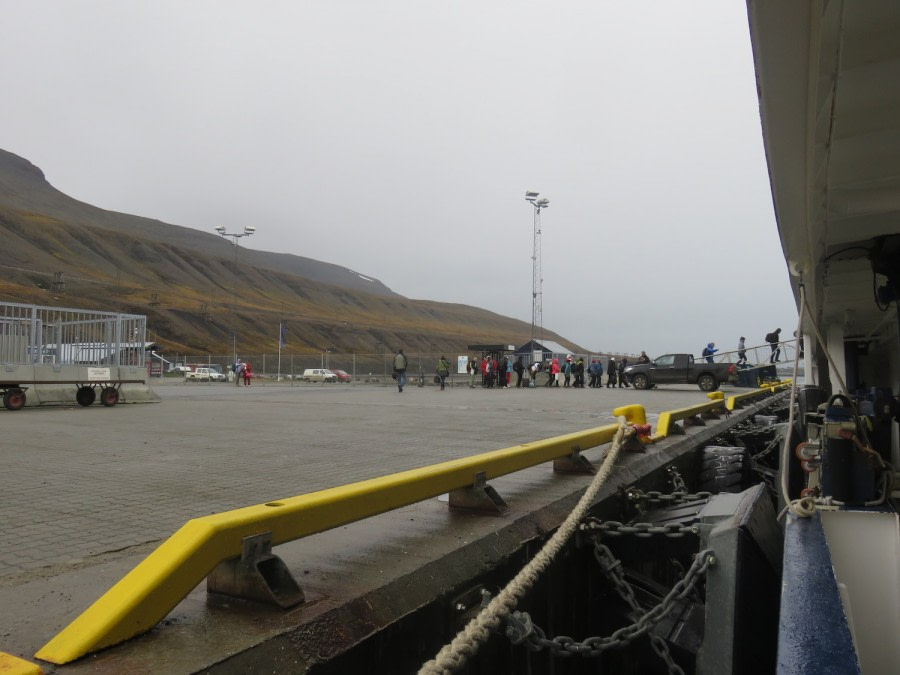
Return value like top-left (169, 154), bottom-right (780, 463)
top-left (623, 354), bottom-right (736, 391)
top-left (184, 367), bottom-right (226, 382)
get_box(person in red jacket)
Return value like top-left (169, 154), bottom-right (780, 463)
top-left (242, 361), bottom-right (253, 386)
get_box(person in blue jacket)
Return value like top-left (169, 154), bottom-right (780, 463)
top-left (701, 342), bottom-right (718, 363)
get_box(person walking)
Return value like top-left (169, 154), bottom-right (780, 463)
top-left (233, 358), bottom-right (244, 387)
top-left (617, 357), bottom-right (629, 388)
top-left (242, 361), bottom-right (253, 386)
top-left (606, 357), bottom-right (617, 388)
top-left (468, 357), bottom-right (479, 388)
top-left (513, 356), bottom-right (525, 388)
top-left (574, 357), bottom-right (585, 388)
top-left (701, 342), bottom-right (718, 363)
top-left (436, 355), bottom-right (451, 391)
top-left (562, 356), bottom-right (573, 387)
top-left (765, 328), bottom-right (782, 363)
top-left (588, 359), bottom-right (600, 388)
top-left (393, 349), bottom-right (408, 392)
top-left (503, 356), bottom-right (512, 388)
top-left (737, 337), bottom-right (748, 365)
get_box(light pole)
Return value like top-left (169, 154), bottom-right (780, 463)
top-left (525, 191), bottom-right (549, 347)
top-left (214, 225), bottom-right (256, 365)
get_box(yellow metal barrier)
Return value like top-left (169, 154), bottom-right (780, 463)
top-left (0, 652), bottom-right (43, 675)
top-left (36, 420), bottom-right (630, 665)
top-left (651, 394), bottom-right (729, 440)
top-left (726, 381), bottom-right (791, 411)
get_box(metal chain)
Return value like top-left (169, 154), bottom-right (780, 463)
top-left (668, 466), bottom-right (687, 492)
top-left (506, 547), bottom-right (715, 664)
top-left (625, 466), bottom-right (714, 505)
top-left (580, 519), bottom-right (699, 539)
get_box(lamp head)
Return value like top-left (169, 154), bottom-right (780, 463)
top-left (525, 190), bottom-right (540, 200)
top-left (214, 226), bottom-right (226, 234)
top-left (536, 198), bottom-right (550, 207)
top-left (243, 226), bottom-right (256, 234)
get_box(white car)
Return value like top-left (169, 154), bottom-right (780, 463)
top-left (302, 368), bottom-right (337, 383)
top-left (185, 367), bottom-right (226, 382)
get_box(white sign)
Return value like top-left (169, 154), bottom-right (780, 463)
top-left (88, 367), bottom-right (112, 382)
top-left (457, 356), bottom-right (469, 374)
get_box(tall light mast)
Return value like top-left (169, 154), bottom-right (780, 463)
top-left (525, 190), bottom-right (549, 345)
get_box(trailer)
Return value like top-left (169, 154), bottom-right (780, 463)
top-left (1, 367), bottom-right (145, 410)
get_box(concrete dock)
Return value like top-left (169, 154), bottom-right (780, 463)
top-left (0, 379), bottom-right (757, 673)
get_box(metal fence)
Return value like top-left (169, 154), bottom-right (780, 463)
top-left (0, 301), bottom-right (147, 367)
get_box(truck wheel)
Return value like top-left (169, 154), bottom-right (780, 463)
top-left (631, 374), bottom-right (650, 390)
top-left (76, 386), bottom-right (96, 406)
top-left (698, 374), bottom-right (718, 391)
top-left (100, 387), bottom-right (120, 407)
top-left (3, 389), bottom-right (26, 411)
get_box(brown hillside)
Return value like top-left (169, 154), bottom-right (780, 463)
top-left (0, 149), bottom-right (583, 356)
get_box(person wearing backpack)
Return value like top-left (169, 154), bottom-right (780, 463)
top-left (765, 328), bottom-right (782, 362)
top-left (436, 355), bottom-right (451, 391)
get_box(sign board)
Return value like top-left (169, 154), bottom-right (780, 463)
top-left (88, 367), bottom-right (112, 382)
top-left (457, 356), bottom-right (468, 374)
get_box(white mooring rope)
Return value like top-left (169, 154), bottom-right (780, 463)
top-left (418, 416), bottom-right (631, 674)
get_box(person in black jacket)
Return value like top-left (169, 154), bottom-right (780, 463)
top-left (765, 328), bottom-right (782, 363)
top-left (513, 356), bottom-right (525, 388)
top-left (617, 357), bottom-right (630, 388)
top-left (606, 357), bottom-right (617, 388)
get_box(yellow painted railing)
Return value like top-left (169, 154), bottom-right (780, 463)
top-left (36, 418), bottom-right (631, 665)
top-left (726, 380), bottom-right (791, 411)
top-left (652, 393), bottom-right (729, 440)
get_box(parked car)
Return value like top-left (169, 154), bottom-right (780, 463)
top-left (623, 353), bottom-right (736, 391)
top-left (302, 368), bottom-right (337, 383)
top-left (184, 367), bottom-right (226, 382)
top-left (332, 369), bottom-right (352, 383)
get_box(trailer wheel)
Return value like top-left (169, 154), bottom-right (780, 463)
top-left (100, 387), bottom-right (120, 407)
top-left (76, 386), bottom-right (96, 407)
top-left (631, 373), bottom-right (650, 390)
top-left (3, 389), bottom-right (26, 411)
top-left (697, 373), bottom-right (718, 391)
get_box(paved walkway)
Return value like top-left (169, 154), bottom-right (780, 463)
top-left (0, 379), bottom-right (730, 670)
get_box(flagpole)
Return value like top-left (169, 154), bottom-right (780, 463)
top-left (277, 322), bottom-right (282, 381)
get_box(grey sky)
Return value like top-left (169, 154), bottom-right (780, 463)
top-left (1, 1), bottom-right (798, 357)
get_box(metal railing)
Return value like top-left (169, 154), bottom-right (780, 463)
top-left (0, 302), bottom-right (147, 367)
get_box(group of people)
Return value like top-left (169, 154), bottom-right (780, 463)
top-left (232, 358), bottom-right (253, 386)
top-left (467, 355), bottom-right (523, 388)
top-left (397, 352), bottom-right (650, 390)
top-left (704, 328), bottom-right (786, 366)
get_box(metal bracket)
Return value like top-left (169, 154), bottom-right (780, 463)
top-left (701, 410), bottom-right (721, 420)
top-left (620, 436), bottom-right (648, 453)
top-left (207, 532), bottom-right (305, 608)
top-left (683, 415), bottom-right (707, 427)
top-left (668, 423), bottom-right (687, 435)
top-left (449, 471), bottom-right (509, 514)
top-left (553, 446), bottom-right (597, 474)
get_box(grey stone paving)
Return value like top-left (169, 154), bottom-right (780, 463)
top-left (0, 380), bottom-right (718, 582)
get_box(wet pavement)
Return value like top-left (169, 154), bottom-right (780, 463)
top-left (0, 378), bottom-right (744, 672)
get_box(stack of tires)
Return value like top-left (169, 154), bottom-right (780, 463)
top-left (698, 446), bottom-right (749, 493)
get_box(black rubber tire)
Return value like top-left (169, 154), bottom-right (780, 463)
top-left (76, 386), bottom-right (96, 407)
top-left (3, 389), bottom-right (26, 411)
top-left (100, 387), bottom-right (120, 407)
top-left (698, 446), bottom-right (748, 493)
top-left (631, 373), bottom-right (650, 390)
top-left (698, 373), bottom-right (718, 391)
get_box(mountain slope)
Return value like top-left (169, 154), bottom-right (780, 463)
top-left (0, 149), bottom-right (582, 355)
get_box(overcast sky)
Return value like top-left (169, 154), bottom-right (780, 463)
top-left (1, 1), bottom-right (798, 357)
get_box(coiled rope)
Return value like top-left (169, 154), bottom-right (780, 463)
top-left (418, 416), bottom-right (631, 674)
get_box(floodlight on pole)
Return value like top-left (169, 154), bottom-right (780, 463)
top-left (525, 190), bottom-right (549, 347)
top-left (215, 225), bottom-right (256, 365)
